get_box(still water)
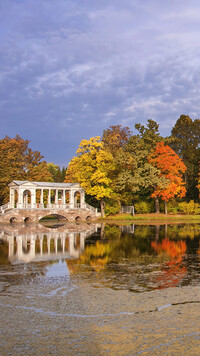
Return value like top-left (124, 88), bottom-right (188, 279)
top-left (0, 222), bottom-right (200, 355)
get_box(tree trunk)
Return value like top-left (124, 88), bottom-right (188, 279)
top-left (155, 197), bottom-right (160, 213)
top-left (164, 200), bottom-right (167, 215)
top-left (100, 223), bottom-right (105, 239)
top-left (118, 200), bottom-right (122, 213)
top-left (100, 199), bottom-right (105, 217)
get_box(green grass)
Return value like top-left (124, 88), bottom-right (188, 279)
top-left (99, 213), bottom-right (200, 222)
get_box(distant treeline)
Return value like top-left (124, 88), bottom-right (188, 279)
top-left (65, 115), bottom-right (200, 216)
top-left (1, 115), bottom-right (200, 216)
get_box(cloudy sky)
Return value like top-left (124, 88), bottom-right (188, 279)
top-left (1, 0), bottom-right (200, 166)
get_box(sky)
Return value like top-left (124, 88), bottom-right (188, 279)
top-left (1, 0), bottom-right (200, 166)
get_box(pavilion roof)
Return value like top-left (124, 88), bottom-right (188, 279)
top-left (9, 180), bottom-right (80, 188)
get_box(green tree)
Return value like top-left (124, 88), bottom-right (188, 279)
top-left (169, 115), bottom-right (200, 200)
top-left (47, 163), bottom-right (64, 182)
top-left (135, 119), bottom-right (162, 150)
top-left (102, 125), bottom-right (137, 207)
top-left (129, 120), bottom-right (165, 212)
top-left (126, 133), bottom-right (166, 213)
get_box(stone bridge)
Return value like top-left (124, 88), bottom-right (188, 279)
top-left (0, 180), bottom-right (100, 223)
top-left (0, 223), bottom-right (99, 263)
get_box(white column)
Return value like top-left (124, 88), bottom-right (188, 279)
top-left (54, 238), bottom-right (58, 254)
top-left (69, 190), bottom-right (74, 208)
top-left (9, 188), bottom-right (15, 208)
top-left (55, 189), bottom-right (58, 204)
top-left (69, 232), bottom-right (75, 256)
top-left (40, 189), bottom-right (43, 205)
top-left (29, 235), bottom-right (36, 260)
top-left (47, 236), bottom-right (51, 255)
top-left (8, 235), bottom-right (15, 259)
top-left (16, 236), bottom-right (23, 260)
top-left (81, 190), bottom-right (85, 208)
top-left (80, 232), bottom-right (86, 251)
top-left (61, 237), bottom-right (65, 253)
top-left (62, 190), bottom-right (65, 205)
top-left (48, 189), bottom-right (51, 206)
top-left (17, 188), bottom-right (23, 208)
top-left (40, 238), bottom-right (43, 255)
top-left (31, 189), bottom-right (36, 208)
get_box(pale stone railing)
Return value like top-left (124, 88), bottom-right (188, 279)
top-left (46, 203), bottom-right (70, 209)
top-left (85, 203), bottom-right (97, 213)
top-left (0, 201), bottom-right (98, 213)
top-left (0, 203), bottom-right (10, 214)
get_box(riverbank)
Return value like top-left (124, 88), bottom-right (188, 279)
top-left (98, 213), bottom-right (200, 225)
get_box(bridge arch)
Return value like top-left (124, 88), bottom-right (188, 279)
top-left (10, 217), bottom-right (17, 223)
top-left (39, 214), bottom-right (68, 222)
top-left (23, 189), bottom-right (31, 207)
top-left (24, 217), bottom-right (31, 223)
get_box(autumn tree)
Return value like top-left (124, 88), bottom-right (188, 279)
top-left (102, 125), bottom-right (135, 207)
top-left (65, 137), bottom-right (114, 217)
top-left (148, 142), bottom-right (187, 214)
top-left (126, 120), bottom-right (165, 213)
top-left (0, 135), bottom-right (52, 204)
top-left (102, 125), bottom-right (132, 156)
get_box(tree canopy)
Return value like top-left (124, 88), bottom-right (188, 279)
top-left (1, 115), bottom-right (200, 215)
top-left (65, 137), bottom-right (114, 216)
top-left (0, 135), bottom-right (52, 204)
top-left (148, 142), bottom-right (187, 213)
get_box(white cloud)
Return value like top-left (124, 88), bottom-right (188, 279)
top-left (2, 0), bottom-right (200, 164)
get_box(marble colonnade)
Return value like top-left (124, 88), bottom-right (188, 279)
top-left (8, 181), bottom-right (85, 210)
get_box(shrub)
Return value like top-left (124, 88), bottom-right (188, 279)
top-left (167, 199), bottom-right (180, 214)
top-left (178, 200), bottom-right (200, 215)
top-left (105, 200), bottom-right (120, 216)
top-left (134, 201), bottom-right (152, 214)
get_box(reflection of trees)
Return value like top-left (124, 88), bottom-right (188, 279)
top-left (164, 224), bottom-right (200, 240)
top-left (71, 234), bottom-right (169, 273)
top-left (80, 242), bottom-right (112, 271)
top-left (0, 241), bottom-right (9, 265)
top-left (151, 239), bottom-right (186, 257)
top-left (151, 238), bottom-right (187, 288)
top-left (104, 225), bottom-right (121, 240)
top-left (133, 226), bottom-right (154, 239)
top-left (66, 227), bottom-right (200, 292)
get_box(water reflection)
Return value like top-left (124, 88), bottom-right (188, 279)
top-left (69, 223), bottom-right (200, 292)
top-left (0, 223), bottom-right (98, 264)
top-left (0, 223), bottom-right (200, 291)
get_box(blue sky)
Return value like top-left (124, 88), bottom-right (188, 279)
top-left (1, 0), bottom-right (200, 166)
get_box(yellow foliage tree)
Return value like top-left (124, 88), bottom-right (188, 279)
top-left (65, 137), bottom-right (114, 216)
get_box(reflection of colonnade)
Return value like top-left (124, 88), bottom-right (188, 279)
top-left (3, 227), bottom-right (97, 263)
top-left (8, 181), bottom-right (85, 210)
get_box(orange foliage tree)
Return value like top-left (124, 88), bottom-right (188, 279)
top-left (0, 135), bottom-right (52, 204)
top-left (148, 142), bottom-right (187, 214)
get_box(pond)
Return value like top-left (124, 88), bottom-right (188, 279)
top-left (0, 222), bottom-right (200, 355)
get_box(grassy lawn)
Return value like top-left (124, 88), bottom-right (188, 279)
top-left (99, 213), bottom-right (200, 223)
